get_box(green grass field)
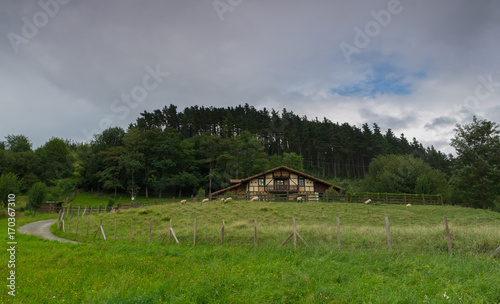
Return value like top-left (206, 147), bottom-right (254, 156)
top-left (4, 196), bottom-right (500, 303)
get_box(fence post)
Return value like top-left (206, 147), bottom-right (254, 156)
top-left (193, 219), bottom-right (197, 246)
top-left (385, 193), bottom-right (388, 204)
top-left (75, 215), bottom-right (79, 235)
top-left (492, 245), bottom-right (500, 258)
top-left (444, 216), bottom-right (452, 256)
top-left (172, 196), bottom-right (175, 204)
top-left (57, 209), bottom-right (62, 229)
top-left (169, 219), bottom-right (173, 244)
top-left (440, 194), bottom-right (444, 205)
top-left (149, 219), bottom-right (153, 242)
top-left (293, 218), bottom-right (297, 249)
top-left (336, 217), bottom-right (341, 250)
top-left (404, 193), bottom-right (407, 204)
top-left (254, 219), bottom-right (257, 247)
top-left (385, 216), bottom-right (391, 250)
top-left (221, 219), bottom-right (225, 245)
top-left (422, 193), bottom-right (425, 205)
top-left (130, 219), bottom-right (133, 242)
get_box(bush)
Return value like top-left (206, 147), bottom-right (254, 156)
top-left (28, 182), bottom-right (48, 215)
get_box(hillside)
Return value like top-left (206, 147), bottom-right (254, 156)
top-left (55, 198), bottom-right (500, 255)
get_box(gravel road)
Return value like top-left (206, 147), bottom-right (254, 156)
top-left (18, 219), bottom-right (80, 244)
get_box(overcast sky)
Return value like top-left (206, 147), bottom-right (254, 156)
top-left (1, 0), bottom-right (499, 154)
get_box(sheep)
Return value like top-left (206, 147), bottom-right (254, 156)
top-left (364, 199), bottom-right (372, 205)
top-left (219, 198), bottom-right (225, 203)
top-left (297, 196), bottom-right (303, 202)
top-left (406, 203), bottom-right (412, 207)
top-left (250, 196), bottom-right (259, 201)
top-left (201, 198), bottom-right (210, 204)
top-left (225, 197), bottom-right (233, 202)
top-left (180, 199), bottom-right (187, 205)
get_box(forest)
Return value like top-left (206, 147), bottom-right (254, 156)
top-left (1, 104), bottom-right (499, 210)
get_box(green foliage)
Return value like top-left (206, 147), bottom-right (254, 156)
top-left (362, 154), bottom-right (449, 195)
top-left (36, 137), bottom-right (74, 181)
top-left (5, 134), bottom-right (32, 152)
top-left (0, 172), bottom-right (21, 206)
top-left (28, 182), bottom-right (48, 212)
top-left (450, 117), bottom-right (500, 208)
top-left (196, 187), bottom-right (206, 200)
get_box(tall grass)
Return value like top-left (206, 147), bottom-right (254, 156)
top-left (6, 199), bottom-right (500, 303)
top-left (5, 231), bottom-right (500, 303)
top-left (55, 200), bottom-right (500, 255)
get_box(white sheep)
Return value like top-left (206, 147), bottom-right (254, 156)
top-left (180, 199), bottom-right (187, 205)
top-left (225, 197), bottom-right (233, 202)
top-left (297, 197), bottom-right (303, 202)
top-left (250, 196), bottom-right (259, 201)
top-left (201, 198), bottom-right (209, 204)
top-left (219, 198), bottom-right (225, 203)
top-left (364, 199), bottom-right (372, 205)
top-left (406, 203), bottom-right (412, 207)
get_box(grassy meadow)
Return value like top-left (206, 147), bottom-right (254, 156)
top-left (4, 197), bottom-right (500, 303)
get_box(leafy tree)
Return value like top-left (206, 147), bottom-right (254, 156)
top-left (450, 117), bottom-right (500, 208)
top-left (36, 137), bottom-right (73, 181)
top-left (362, 154), bottom-right (449, 195)
top-left (28, 182), bottom-right (48, 216)
top-left (172, 171), bottom-right (200, 197)
top-left (6, 134), bottom-right (32, 152)
top-left (282, 152), bottom-right (304, 171)
top-left (0, 173), bottom-right (21, 207)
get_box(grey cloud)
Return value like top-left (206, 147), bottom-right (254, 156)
top-left (424, 117), bottom-right (457, 130)
top-left (1, 0), bottom-right (500, 150)
top-left (359, 108), bottom-right (417, 131)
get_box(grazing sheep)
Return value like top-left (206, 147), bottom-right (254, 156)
top-left (250, 196), bottom-right (259, 201)
top-left (201, 198), bottom-right (209, 204)
top-left (406, 203), bottom-right (412, 207)
top-left (297, 196), bottom-right (303, 202)
top-left (219, 198), bottom-right (225, 203)
top-left (225, 197), bottom-right (233, 202)
top-left (180, 199), bottom-right (187, 205)
top-left (364, 199), bottom-right (372, 205)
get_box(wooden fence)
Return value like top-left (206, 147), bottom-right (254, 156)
top-left (56, 212), bottom-right (500, 257)
top-left (37, 191), bottom-right (443, 215)
top-left (213, 192), bottom-right (443, 205)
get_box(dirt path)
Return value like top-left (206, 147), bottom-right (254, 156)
top-left (18, 219), bottom-right (80, 244)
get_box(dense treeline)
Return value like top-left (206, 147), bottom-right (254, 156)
top-left (0, 104), bottom-right (455, 200)
top-left (133, 104), bottom-right (454, 178)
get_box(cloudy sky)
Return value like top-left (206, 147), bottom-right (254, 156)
top-left (1, 0), bottom-right (499, 154)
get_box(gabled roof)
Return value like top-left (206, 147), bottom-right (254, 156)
top-left (211, 166), bottom-right (342, 196)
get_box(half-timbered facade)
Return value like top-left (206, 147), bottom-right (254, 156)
top-left (211, 166), bottom-right (341, 200)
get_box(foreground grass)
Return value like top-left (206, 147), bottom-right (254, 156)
top-left (5, 199), bottom-right (500, 303)
top-left (4, 229), bottom-right (500, 304)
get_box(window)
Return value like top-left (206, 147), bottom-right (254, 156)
top-left (298, 178), bottom-right (305, 186)
top-left (258, 178), bottom-right (265, 186)
top-left (276, 180), bottom-right (284, 186)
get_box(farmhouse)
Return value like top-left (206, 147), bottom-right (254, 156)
top-left (211, 166), bottom-right (341, 200)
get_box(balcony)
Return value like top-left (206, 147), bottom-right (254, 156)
top-left (264, 185), bottom-right (299, 192)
